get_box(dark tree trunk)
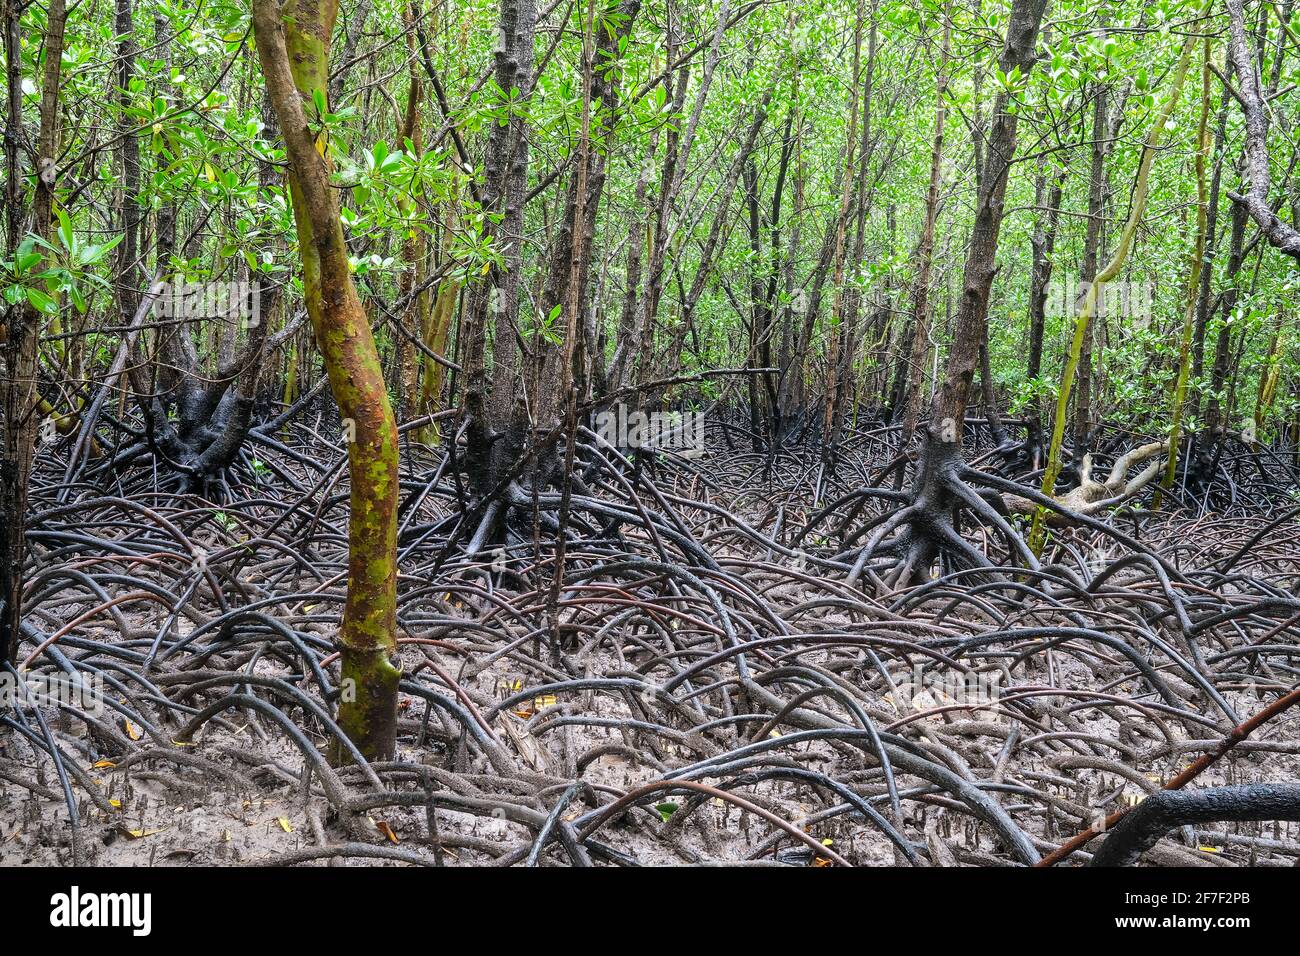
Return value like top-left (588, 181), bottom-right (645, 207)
top-left (1, 0), bottom-right (66, 664)
top-left (461, 0), bottom-right (538, 504)
top-left (1022, 161), bottom-right (1066, 468)
top-left (900, 9), bottom-right (951, 462)
top-left (928, 0), bottom-right (1048, 435)
top-left (1072, 81), bottom-right (1115, 470)
top-left (885, 0), bottom-right (1049, 586)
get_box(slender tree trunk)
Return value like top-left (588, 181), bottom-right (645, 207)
top-left (1203, 191), bottom-right (1246, 459)
top-left (546, 0), bottom-right (600, 640)
top-left (115, 0), bottom-right (141, 320)
top-left (1024, 158), bottom-right (1066, 466)
top-left (900, 8), bottom-right (950, 454)
top-left (1155, 37), bottom-right (1212, 506)
top-left (418, 203), bottom-right (460, 443)
top-left (655, 92), bottom-right (772, 390)
top-left (821, 5), bottom-right (864, 467)
top-left (634, 0), bottom-right (730, 392)
top-left (928, 0), bottom-right (1048, 436)
top-left (396, 2), bottom-right (426, 423)
top-left (872, 0), bottom-right (1048, 590)
top-left (252, 0), bottom-right (401, 761)
top-left (825, 4), bottom-right (878, 462)
top-left (608, 125), bottom-right (659, 391)
top-left (1031, 30), bottom-right (1199, 552)
top-left (1, 0), bottom-right (66, 664)
top-left (744, 158), bottom-right (765, 449)
top-left (1225, 0), bottom-right (1300, 259)
top-left (538, 0), bottom-right (641, 410)
top-left (1072, 80), bottom-right (1113, 468)
top-left (461, 0), bottom-right (537, 503)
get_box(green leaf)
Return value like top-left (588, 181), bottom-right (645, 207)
top-left (82, 233), bottom-right (124, 265)
top-left (26, 287), bottom-right (57, 314)
top-left (57, 208), bottom-right (74, 252)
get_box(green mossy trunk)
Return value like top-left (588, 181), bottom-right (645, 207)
top-left (331, 647), bottom-right (402, 764)
top-left (253, 0), bottom-right (400, 762)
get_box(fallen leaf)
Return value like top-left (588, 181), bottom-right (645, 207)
top-left (119, 826), bottom-right (168, 839)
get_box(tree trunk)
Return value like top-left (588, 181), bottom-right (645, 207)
top-left (900, 8), bottom-right (950, 455)
top-left (870, 0), bottom-right (1048, 588)
top-left (1030, 30), bottom-right (1198, 552)
top-left (460, 0), bottom-right (537, 505)
top-left (1, 0), bottom-right (66, 665)
top-left (928, 0), bottom-right (1048, 437)
top-left (1071, 74), bottom-right (1125, 468)
top-left (1022, 158), bottom-right (1066, 468)
top-left (252, 0), bottom-right (401, 761)
top-left (1225, 0), bottom-right (1300, 259)
top-left (396, 2), bottom-right (426, 424)
top-left (1156, 37), bottom-right (1212, 505)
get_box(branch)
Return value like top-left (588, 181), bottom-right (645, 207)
top-left (1225, 0), bottom-right (1300, 260)
top-left (1001, 441), bottom-right (1169, 518)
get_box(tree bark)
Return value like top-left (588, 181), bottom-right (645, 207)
top-left (460, 0), bottom-right (537, 503)
top-left (252, 0), bottom-right (401, 761)
top-left (900, 7), bottom-right (950, 454)
top-left (1, 0), bottom-right (66, 665)
top-left (1225, 0), bottom-right (1300, 259)
top-left (928, 0), bottom-right (1048, 437)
